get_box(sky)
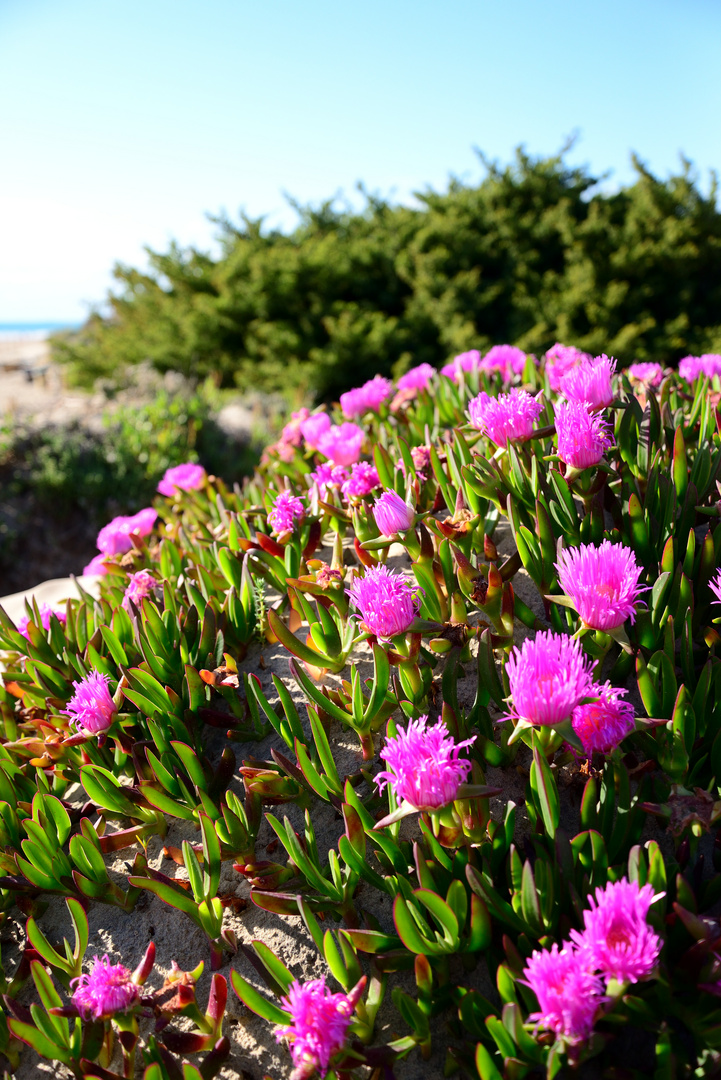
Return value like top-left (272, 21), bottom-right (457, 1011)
top-left (1, 0), bottom-right (720, 323)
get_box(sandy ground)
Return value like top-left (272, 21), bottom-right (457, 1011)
top-left (0, 338), bottom-right (92, 424)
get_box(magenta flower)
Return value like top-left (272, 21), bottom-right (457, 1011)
top-left (375, 715), bottom-right (474, 810)
top-left (340, 375), bottom-right (393, 418)
top-left (397, 363), bottom-right (435, 392)
top-left (83, 554), bottom-right (110, 576)
top-left (481, 344), bottom-right (527, 382)
top-left (157, 462), bottom-right (206, 496)
top-left (710, 569), bottom-right (721, 606)
top-left (280, 408), bottom-right (311, 448)
top-left (17, 604), bottom-right (67, 641)
top-left (556, 540), bottom-right (644, 631)
top-left (505, 630), bottom-right (595, 727)
top-left (545, 343), bottom-right (591, 392)
top-left (300, 412), bottom-right (332, 450)
top-left (522, 944), bottom-right (603, 1043)
top-left (316, 423), bottom-right (365, 467)
top-left (62, 671), bottom-right (118, 737)
top-left (555, 399), bottom-right (614, 469)
top-left (309, 463), bottom-right (348, 499)
top-left (341, 461), bottom-right (380, 500)
top-left (679, 354), bottom-right (721, 382)
top-left (268, 492), bottom-right (305, 536)
top-left (571, 683), bottom-right (635, 757)
top-left (96, 508), bottom-right (157, 555)
top-left (560, 354), bottom-right (616, 410)
top-left (71, 955), bottom-right (140, 1020)
top-left (570, 879), bottom-right (662, 985)
top-left (468, 388), bottom-right (542, 444)
top-left (627, 362), bottom-right (663, 387)
top-left (441, 349), bottom-right (481, 381)
top-left (276, 977), bottom-right (356, 1080)
top-left (348, 564), bottom-right (422, 639)
top-left (373, 490), bottom-right (415, 534)
top-left (122, 570), bottom-right (157, 612)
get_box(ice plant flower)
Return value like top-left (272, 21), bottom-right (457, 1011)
top-left (555, 540), bottom-right (644, 631)
top-left (96, 508), bottom-right (157, 555)
top-left (83, 553), bottom-right (110, 576)
top-left (71, 955), bottom-right (140, 1021)
top-left (397, 363), bottom-right (435, 392)
top-left (268, 492), bottom-right (305, 536)
top-left (340, 375), bottom-right (393, 418)
top-left (710, 569), bottom-right (721, 606)
top-left (309, 463), bottom-right (348, 499)
top-left (571, 879), bottom-right (662, 985)
top-left (441, 349), bottom-right (481, 381)
top-left (316, 423), bottom-right (365, 466)
top-left (373, 489), bottom-right (415, 534)
top-left (157, 462), bottom-right (206, 496)
top-left (375, 715), bottom-right (474, 810)
top-left (122, 569), bottom-right (157, 612)
top-left (481, 344), bottom-right (527, 382)
top-left (555, 399), bottom-right (614, 469)
top-left (348, 564), bottom-right (422, 639)
top-left (679, 354), bottom-right (721, 382)
top-left (17, 604), bottom-right (67, 640)
top-left (275, 977), bottom-right (356, 1080)
top-left (341, 461), bottom-right (380, 500)
top-left (300, 411), bottom-right (332, 450)
top-left (468, 388), bottom-right (542, 444)
top-left (62, 671), bottom-right (118, 737)
top-left (505, 630), bottom-right (595, 727)
top-left (571, 683), bottom-right (635, 757)
top-left (545, 343), bottom-right (591, 392)
top-left (522, 944), bottom-right (603, 1043)
top-left (560, 354), bottom-right (616, 410)
top-left (627, 361), bottom-right (663, 387)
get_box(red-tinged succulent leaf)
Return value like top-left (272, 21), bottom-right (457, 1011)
top-left (229, 971), bottom-right (289, 1025)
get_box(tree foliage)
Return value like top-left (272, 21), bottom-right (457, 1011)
top-left (56, 150), bottom-right (721, 400)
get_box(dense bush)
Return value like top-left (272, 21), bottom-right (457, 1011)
top-left (55, 151), bottom-right (721, 400)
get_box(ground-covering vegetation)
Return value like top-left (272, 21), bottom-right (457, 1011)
top-left (2, 344), bottom-right (721, 1079)
top-left (54, 151), bottom-right (721, 401)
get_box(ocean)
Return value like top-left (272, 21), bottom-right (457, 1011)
top-left (0, 322), bottom-right (81, 341)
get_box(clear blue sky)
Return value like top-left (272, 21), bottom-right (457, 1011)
top-left (1, 0), bottom-right (719, 322)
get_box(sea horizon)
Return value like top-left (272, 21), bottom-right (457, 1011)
top-left (0, 321), bottom-right (81, 340)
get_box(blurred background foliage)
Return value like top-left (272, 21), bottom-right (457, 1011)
top-left (55, 150), bottom-right (721, 402)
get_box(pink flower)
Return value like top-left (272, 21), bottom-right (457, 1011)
top-left (157, 462), bottom-right (206, 496)
top-left (96, 508), bottom-right (157, 555)
top-left (348, 564), bottom-right (422, 639)
top-left (545, 343), bottom-right (591, 392)
top-left (341, 461), bottom-right (380, 500)
top-left (300, 412), bottom-right (332, 450)
top-left (397, 363), bottom-right (436, 392)
top-left (17, 604), bottom-right (67, 641)
top-left (441, 349), bottom-right (481, 381)
top-left (268, 492), bottom-right (305, 536)
top-left (276, 977), bottom-right (356, 1080)
top-left (679, 354), bottom-right (721, 382)
top-left (468, 388), bottom-right (543, 444)
top-left (62, 671), bottom-right (118, 737)
top-left (309, 463), bottom-right (348, 499)
top-left (316, 423), bottom-right (365, 467)
top-left (122, 570), bottom-right (157, 612)
top-left (340, 375), bottom-right (393, 418)
top-left (710, 569), bottom-right (721, 606)
top-left (375, 715), bottom-right (474, 810)
top-left (555, 540), bottom-right (644, 631)
top-left (505, 630), bottom-right (595, 727)
top-left (83, 554), bottom-right (110, 576)
top-left (570, 879), bottom-right (662, 985)
top-left (555, 399), bottom-right (614, 469)
top-left (280, 408), bottom-right (311, 447)
top-left (410, 445), bottom-right (432, 481)
top-left (373, 490), bottom-right (415, 534)
top-left (522, 944), bottom-right (603, 1043)
top-left (71, 955), bottom-right (139, 1020)
top-left (481, 344), bottom-right (527, 382)
top-left (627, 362), bottom-right (663, 387)
top-left (571, 683), bottom-right (635, 757)
top-left (560, 354), bottom-right (616, 410)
